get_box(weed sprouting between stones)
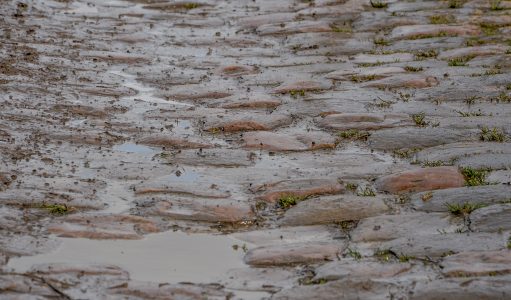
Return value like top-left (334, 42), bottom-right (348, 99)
top-left (445, 202), bottom-right (486, 216)
top-left (448, 0), bottom-right (465, 8)
top-left (480, 23), bottom-right (499, 35)
top-left (288, 89), bottom-right (306, 98)
top-left (374, 249), bottom-right (394, 262)
top-left (490, 0), bottom-right (503, 10)
top-left (300, 277), bottom-right (328, 286)
top-left (465, 95), bottom-right (479, 106)
top-left (338, 129), bottom-right (370, 141)
top-left (457, 111), bottom-right (485, 117)
top-left (346, 248), bottom-right (362, 260)
top-left (357, 186), bottom-right (376, 197)
top-left (392, 148), bottom-right (421, 159)
top-left (461, 167), bottom-right (488, 186)
top-left (412, 112), bottom-right (428, 127)
top-left (480, 127), bottom-right (506, 142)
top-left (183, 3), bottom-right (200, 10)
top-left (370, 0), bottom-right (388, 8)
top-left (414, 49), bottom-right (438, 60)
top-left (374, 37), bottom-right (390, 46)
top-left (448, 55), bottom-right (474, 66)
top-left (350, 74), bottom-right (378, 82)
top-left (278, 194), bottom-right (305, 209)
top-left (429, 14), bottom-right (455, 24)
top-left (39, 203), bottom-right (72, 215)
top-left (345, 182), bottom-right (358, 191)
top-left (404, 65), bottom-right (423, 72)
top-left (493, 92), bottom-right (511, 103)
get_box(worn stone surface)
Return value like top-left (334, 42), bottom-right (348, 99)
top-left (375, 166), bottom-right (465, 194)
top-left (441, 250), bottom-right (511, 277)
top-left (48, 214), bottom-right (159, 240)
top-left (244, 242), bottom-right (346, 267)
top-left (470, 204), bottom-right (511, 233)
top-left (411, 277), bottom-right (511, 300)
top-left (279, 195), bottom-right (389, 226)
top-left (412, 185), bottom-right (511, 212)
top-left (351, 213), bottom-right (459, 242)
top-left (252, 179), bottom-right (344, 203)
top-left (317, 113), bottom-right (413, 131)
top-left (314, 261), bottom-right (412, 281)
top-left (1, 0), bottom-right (511, 297)
top-left (371, 233), bottom-right (506, 258)
top-left (273, 279), bottom-right (400, 300)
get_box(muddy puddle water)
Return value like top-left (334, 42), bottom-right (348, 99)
top-left (7, 231), bottom-right (250, 284)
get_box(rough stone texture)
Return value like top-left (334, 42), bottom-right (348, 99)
top-left (278, 195), bottom-right (389, 226)
top-left (412, 185), bottom-right (511, 212)
top-left (48, 214), bottom-right (159, 240)
top-left (314, 261), bottom-right (412, 281)
top-left (2, 0), bottom-right (511, 297)
top-left (273, 279), bottom-right (400, 300)
top-left (369, 128), bottom-right (478, 151)
top-left (470, 204), bottom-right (511, 233)
top-left (351, 213), bottom-right (459, 242)
top-left (411, 277), bottom-right (511, 300)
top-left (375, 166), bottom-right (465, 194)
top-left (244, 242), bottom-right (346, 267)
top-left (243, 131), bottom-right (337, 151)
top-left (317, 113), bottom-right (413, 131)
top-left (372, 233), bottom-right (506, 258)
top-left (441, 250), bottom-right (511, 277)
top-left (252, 179), bottom-right (345, 203)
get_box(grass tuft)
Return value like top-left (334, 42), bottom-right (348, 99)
top-left (415, 49), bottom-right (438, 60)
top-left (338, 129), bottom-right (370, 141)
top-left (412, 112), bottom-right (428, 127)
top-left (278, 194), bottom-right (305, 209)
top-left (448, 55), bottom-right (474, 66)
top-left (480, 127), bottom-right (506, 142)
top-left (461, 167), bottom-right (488, 186)
top-left (446, 202), bottom-right (486, 215)
top-left (404, 65), bottom-right (423, 72)
top-left (429, 14), bottom-right (455, 24)
top-left (40, 203), bottom-right (72, 215)
top-left (448, 0), bottom-right (465, 8)
top-left (370, 0), bottom-right (388, 8)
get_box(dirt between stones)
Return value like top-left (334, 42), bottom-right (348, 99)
top-left (1, 0), bottom-right (511, 299)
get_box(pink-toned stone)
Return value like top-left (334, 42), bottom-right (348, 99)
top-left (216, 65), bottom-right (258, 77)
top-left (257, 21), bottom-right (334, 36)
top-left (441, 250), bottom-right (511, 277)
top-left (438, 45), bottom-right (510, 60)
top-left (272, 81), bottom-right (331, 94)
top-left (375, 166), bottom-right (465, 194)
top-left (325, 66), bottom-right (406, 80)
top-left (251, 179), bottom-right (344, 203)
top-left (363, 74), bottom-right (439, 89)
top-left (48, 214), bottom-right (159, 240)
top-left (152, 201), bottom-right (254, 223)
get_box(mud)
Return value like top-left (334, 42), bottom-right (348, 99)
top-left (1, 0), bottom-right (511, 299)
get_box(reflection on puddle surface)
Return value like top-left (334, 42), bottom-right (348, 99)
top-left (113, 142), bottom-right (157, 154)
top-left (7, 231), bottom-right (248, 284)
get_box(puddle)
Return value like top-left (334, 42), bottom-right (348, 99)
top-left (7, 231), bottom-right (250, 284)
top-left (113, 142), bottom-right (157, 154)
